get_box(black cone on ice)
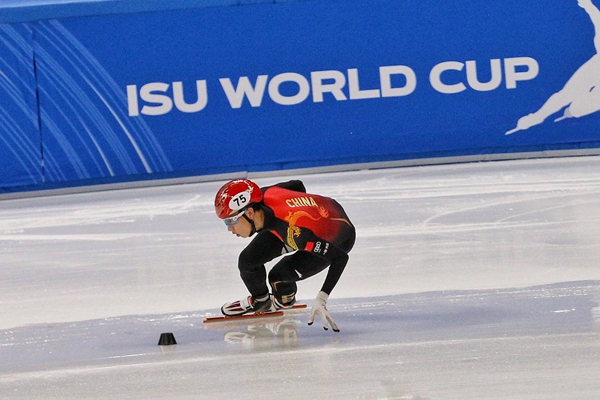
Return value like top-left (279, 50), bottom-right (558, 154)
top-left (158, 332), bottom-right (177, 346)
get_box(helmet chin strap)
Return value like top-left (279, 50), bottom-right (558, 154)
top-left (242, 213), bottom-right (257, 236)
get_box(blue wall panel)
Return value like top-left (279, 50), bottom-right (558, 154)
top-left (0, 24), bottom-right (43, 189)
top-left (34, 20), bottom-right (172, 183)
top-left (1, 0), bottom-right (600, 191)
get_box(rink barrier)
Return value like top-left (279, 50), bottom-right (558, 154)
top-left (1, 0), bottom-right (599, 194)
top-left (2, 148), bottom-right (599, 201)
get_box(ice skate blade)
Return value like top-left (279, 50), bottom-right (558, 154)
top-left (203, 304), bottom-right (307, 323)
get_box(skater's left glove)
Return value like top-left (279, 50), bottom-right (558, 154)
top-left (308, 291), bottom-right (339, 332)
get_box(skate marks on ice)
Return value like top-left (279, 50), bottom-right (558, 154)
top-left (506, 0), bottom-right (600, 135)
top-left (1, 281), bottom-right (599, 399)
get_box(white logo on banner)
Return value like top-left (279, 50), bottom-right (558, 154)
top-left (125, 58), bottom-right (538, 117)
top-left (506, 0), bottom-right (600, 134)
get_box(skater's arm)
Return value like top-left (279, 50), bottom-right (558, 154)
top-left (579, 0), bottom-right (600, 18)
top-left (307, 245), bottom-right (348, 333)
top-left (304, 237), bottom-right (350, 333)
top-left (579, 0), bottom-right (600, 52)
top-left (294, 228), bottom-right (350, 294)
top-left (317, 243), bottom-right (349, 295)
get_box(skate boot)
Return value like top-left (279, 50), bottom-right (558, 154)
top-left (273, 293), bottom-right (296, 310)
top-left (221, 295), bottom-right (273, 316)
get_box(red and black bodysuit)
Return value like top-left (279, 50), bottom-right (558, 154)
top-left (238, 180), bottom-right (355, 305)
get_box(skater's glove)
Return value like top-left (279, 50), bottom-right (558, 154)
top-left (308, 291), bottom-right (339, 332)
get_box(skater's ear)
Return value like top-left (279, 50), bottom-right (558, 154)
top-left (246, 203), bottom-right (263, 218)
top-left (244, 205), bottom-right (265, 231)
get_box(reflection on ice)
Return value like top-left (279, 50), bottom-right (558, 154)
top-left (221, 317), bottom-right (302, 350)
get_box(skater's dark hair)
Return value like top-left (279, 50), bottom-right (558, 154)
top-left (249, 202), bottom-right (263, 212)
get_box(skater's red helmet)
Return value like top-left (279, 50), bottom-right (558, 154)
top-left (214, 179), bottom-right (262, 219)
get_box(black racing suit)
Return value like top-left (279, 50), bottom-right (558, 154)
top-left (237, 180), bottom-right (355, 304)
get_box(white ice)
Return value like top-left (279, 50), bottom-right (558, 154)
top-left (1, 156), bottom-right (599, 399)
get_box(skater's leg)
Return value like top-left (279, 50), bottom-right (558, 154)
top-left (568, 85), bottom-right (600, 117)
top-left (506, 88), bottom-right (574, 134)
top-left (507, 61), bottom-right (597, 134)
top-left (553, 55), bottom-right (600, 121)
top-left (579, 0), bottom-right (600, 52)
top-left (525, 91), bottom-right (572, 125)
top-left (268, 252), bottom-right (330, 305)
top-left (238, 231), bottom-right (286, 298)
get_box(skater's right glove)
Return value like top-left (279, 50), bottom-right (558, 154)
top-left (308, 291), bottom-right (339, 332)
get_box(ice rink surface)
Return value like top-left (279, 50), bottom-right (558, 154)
top-left (1, 156), bottom-right (600, 399)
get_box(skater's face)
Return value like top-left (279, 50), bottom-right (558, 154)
top-left (226, 208), bottom-right (253, 238)
top-left (225, 207), bottom-right (265, 238)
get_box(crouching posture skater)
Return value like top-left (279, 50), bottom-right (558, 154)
top-left (214, 179), bottom-right (355, 332)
